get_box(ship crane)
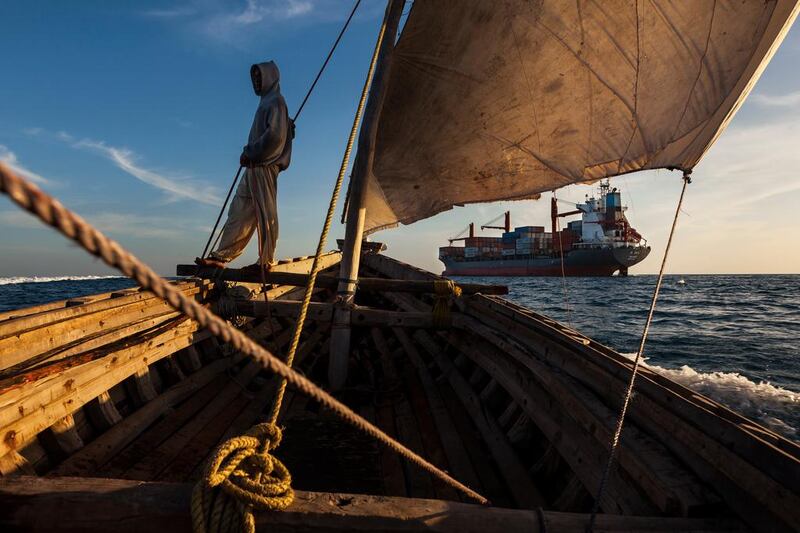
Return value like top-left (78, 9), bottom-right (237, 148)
top-left (447, 222), bottom-right (475, 244)
top-left (551, 196), bottom-right (582, 241)
top-left (480, 211), bottom-right (511, 233)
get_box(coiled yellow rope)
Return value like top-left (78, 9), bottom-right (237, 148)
top-left (432, 279), bottom-right (462, 328)
top-left (192, 6), bottom-right (399, 532)
top-left (192, 424), bottom-right (293, 533)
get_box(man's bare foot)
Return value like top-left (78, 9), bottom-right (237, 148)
top-left (195, 257), bottom-right (227, 269)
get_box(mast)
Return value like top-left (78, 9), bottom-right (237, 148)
top-left (329, 0), bottom-right (406, 390)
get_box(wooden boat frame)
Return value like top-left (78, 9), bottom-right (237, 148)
top-left (0, 251), bottom-right (797, 532)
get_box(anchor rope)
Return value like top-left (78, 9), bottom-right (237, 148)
top-left (587, 170), bottom-right (691, 532)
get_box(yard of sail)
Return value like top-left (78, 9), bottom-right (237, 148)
top-left (363, 0), bottom-right (800, 234)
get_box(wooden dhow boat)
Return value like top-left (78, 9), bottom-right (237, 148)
top-left (0, 251), bottom-right (797, 532)
top-left (1, 1), bottom-right (799, 532)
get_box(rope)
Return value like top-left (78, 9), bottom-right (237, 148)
top-left (0, 165), bottom-right (487, 509)
top-left (193, 424), bottom-right (293, 533)
top-left (293, 0), bottom-right (363, 122)
top-left (431, 279), bottom-right (462, 328)
top-left (553, 191), bottom-right (573, 328)
top-left (191, 8), bottom-right (430, 530)
top-left (587, 170), bottom-right (691, 532)
top-left (264, 0), bottom-right (389, 428)
top-left (201, 166), bottom-right (243, 259)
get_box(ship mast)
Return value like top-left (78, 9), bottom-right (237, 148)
top-left (329, 0), bottom-right (406, 390)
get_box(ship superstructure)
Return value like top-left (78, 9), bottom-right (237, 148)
top-left (439, 182), bottom-right (650, 276)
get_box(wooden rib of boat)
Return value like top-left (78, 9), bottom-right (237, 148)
top-left (0, 250), bottom-right (797, 532)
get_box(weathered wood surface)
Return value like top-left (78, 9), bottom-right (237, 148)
top-left (0, 476), bottom-right (745, 532)
top-left (462, 296), bottom-right (800, 530)
top-left (236, 300), bottom-right (451, 329)
top-left (364, 253), bottom-right (800, 531)
top-left (177, 264), bottom-right (507, 295)
top-left (412, 330), bottom-right (546, 510)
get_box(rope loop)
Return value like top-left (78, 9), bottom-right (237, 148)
top-left (432, 279), bottom-right (461, 328)
top-left (192, 423), bottom-right (294, 533)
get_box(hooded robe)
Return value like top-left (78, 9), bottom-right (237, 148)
top-left (211, 61), bottom-right (292, 264)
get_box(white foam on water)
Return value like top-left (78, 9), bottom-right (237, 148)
top-left (622, 353), bottom-right (799, 440)
top-left (0, 275), bottom-right (124, 286)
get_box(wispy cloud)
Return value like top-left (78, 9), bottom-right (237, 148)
top-left (1, 208), bottom-right (192, 239)
top-left (22, 127), bottom-right (220, 205)
top-left (71, 138), bottom-right (220, 205)
top-left (143, 0), bottom-right (360, 46)
top-left (751, 90), bottom-right (800, 107)
top-left (83, 212), bottom-right (186, 239)
top-left (142, 6), bottom-right (198, 18)
top-left (0, 145), bottom-right (52, 186)
top-left (201, 0), bottom-right (313, 42)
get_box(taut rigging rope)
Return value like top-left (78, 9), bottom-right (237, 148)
top-left (587, 170), bottom-right (691, 532)
top-left (0, 161), bottom-right (488, 522)
top-left (553, 191), bottom-right (573, 328)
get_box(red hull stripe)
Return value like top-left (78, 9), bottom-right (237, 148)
top-left (443, 265), bottom-right (618, 276)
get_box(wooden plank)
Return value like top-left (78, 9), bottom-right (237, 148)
top-left (442, 327), bottom-right (659, 516)
top-left (370, 329), bottom-right (434, 498)
top-left (154, 390), bottom-right (251, 482)
top-left (380, 288), bottom-right (710, 516)
top-left (0, 322), bottom-right (209, 458)
top-left (177, 264), bottom-right (507, 295)
top-left (374, 401), bottom-right (408, 497)
top-left (0, 299), bottom-right (198, 372)
top-left (0, 451), bottom-right (35, 476)
top-left (398, 351), bottom-right (461, 502)
top-left (45, 414), bottom-right (84, 456)
top-left (100, 376), bottom-right (230, 478)
top-left (0, 281), bottom-right (206, 349)
top-left (239, 300), bottom-right (449, 329)
top-left (128, 368), bottom-right (158, 405)
top-left (0, 476), bottom-right (746, 533)
top-left (51, 354), bottom-right (243, 477)
top-left (391, 327), bottom-right (482, 496)
top-left (413, 330), bottom-right (546, 510)
top-left (84, 391), bottom-right (123, 430)
top-left (177, 345), bottom-right (203, 373)
top-left (121, 361), bottom-right (262, 481)
top-left (463, 296), bottom-right (800, 529)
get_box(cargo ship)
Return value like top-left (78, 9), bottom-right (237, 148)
top-left (439, 182), bottom-right (651, 276)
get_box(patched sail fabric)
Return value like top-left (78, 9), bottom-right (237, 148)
top-left (363, 0), bottom-right (799, 233)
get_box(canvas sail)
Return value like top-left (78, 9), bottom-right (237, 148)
top-left (362, 0), bottom-right (799, 234)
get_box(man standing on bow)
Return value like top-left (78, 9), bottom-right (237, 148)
top-left (198, 61), bottom-right (292, 269)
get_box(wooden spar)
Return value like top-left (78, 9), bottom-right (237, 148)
top-left (329, 0), bottom-right (406, 391)
top-left (234, 300), bottom-right (452, 329)
top-left (0, 476), bottom-right (746, 532)
top-left (176, 264), bottom-right (508, 295)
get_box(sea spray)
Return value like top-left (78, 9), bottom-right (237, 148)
top-left (0, 275), bottom-right (123, 286)
top-left (623, 353), bottom-right (799, 440)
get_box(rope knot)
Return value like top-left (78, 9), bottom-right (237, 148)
top-left (432, 279), bottom-right (461, 328)
top-left (192, 423), bottom-right (294, 533)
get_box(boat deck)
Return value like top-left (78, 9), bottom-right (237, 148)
top-left (0, 253), bottom-right (797, 532)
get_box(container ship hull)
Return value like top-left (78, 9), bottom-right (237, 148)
top-left (442, 246), bottom-right (651, 277)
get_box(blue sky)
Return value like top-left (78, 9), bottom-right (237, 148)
top-left (1, 1), bottom-right (800, 277)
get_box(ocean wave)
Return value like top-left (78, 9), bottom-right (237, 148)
top-left (623, 353), bottom-right (799, 440)
top-left (0, 275), bottom-right (124, 286)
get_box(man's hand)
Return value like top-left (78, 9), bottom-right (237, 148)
top-left (239, 152), bottom-right (250, 167)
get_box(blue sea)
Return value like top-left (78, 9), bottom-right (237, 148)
top-left (1, 274), bottom-right (798, 442)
